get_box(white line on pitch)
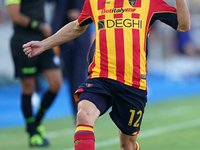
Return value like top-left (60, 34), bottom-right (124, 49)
top-left (1, 118), bottom-right (200, 148)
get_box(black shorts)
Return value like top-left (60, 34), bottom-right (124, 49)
top-left (75, 78), bottom-right (147, 136)
top-left (10, 31), bottom-right (60, 78)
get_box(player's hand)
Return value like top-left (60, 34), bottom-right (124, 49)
top-left (23, 41), bottom-right (45, 58)
top-left (42, 23), bottom-right (52, 38)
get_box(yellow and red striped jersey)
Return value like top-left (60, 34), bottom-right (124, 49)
top-left (77, 0), bottom-right (178, 91)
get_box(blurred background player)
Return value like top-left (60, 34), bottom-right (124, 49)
top-left (5, 0), bottom-right (63, 147)
top-left (47, 0), bottom-right (91, 121)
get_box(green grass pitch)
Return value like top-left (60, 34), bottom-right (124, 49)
top-left (0, 95), bottom-right (200, 150)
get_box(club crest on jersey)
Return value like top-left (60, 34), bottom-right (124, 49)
top-left (129, 0), bottom-right (136, 7)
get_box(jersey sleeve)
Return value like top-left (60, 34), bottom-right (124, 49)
top-left (5, 0), bottom-right (21, 6)
top-left (149, 0), bottom-right (178, 30)
top-left (77, 0), bottom-right (93, 27)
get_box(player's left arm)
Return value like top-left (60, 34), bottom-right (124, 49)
top-left (175, 0), bottom-right (190, 32)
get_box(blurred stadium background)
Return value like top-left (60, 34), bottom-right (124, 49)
top-left (0, 0), bottom-right (200, 149)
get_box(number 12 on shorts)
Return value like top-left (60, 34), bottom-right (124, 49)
top-left (128, 109), bottom-right (142, 127)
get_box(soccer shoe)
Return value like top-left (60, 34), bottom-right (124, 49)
top-left (29, 134), bottom-right (49, 147)
top-left (36, 125), bottom-right (50, 146)
top-left (36, 125), bottom-right (46, 139)
top-left (136, 142), bottom-right (141, 150)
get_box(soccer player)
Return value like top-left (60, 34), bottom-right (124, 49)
top-left (23, 0), bottom-right (190, 149)
top-left (5, 0), bottom-right (62, 147)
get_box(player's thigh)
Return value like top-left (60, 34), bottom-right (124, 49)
top-left (77, 91), bottom-right (112, 126)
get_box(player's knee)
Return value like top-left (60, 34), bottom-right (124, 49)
top-left (55, 79), bottom-right (62, 91)
top-left (49, 79), bottom-right (62, 93)
top-left (22, 87), bottom-right (35, 95)
top-left (76, 108), bottom-right (93, 125)
top-left (76, 100), bottom-right (100, 125)
top-left (21, 79), bottom-right (35, 94)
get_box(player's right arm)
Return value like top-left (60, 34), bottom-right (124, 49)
top-left (23, 20), bottom-right (89, 58)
